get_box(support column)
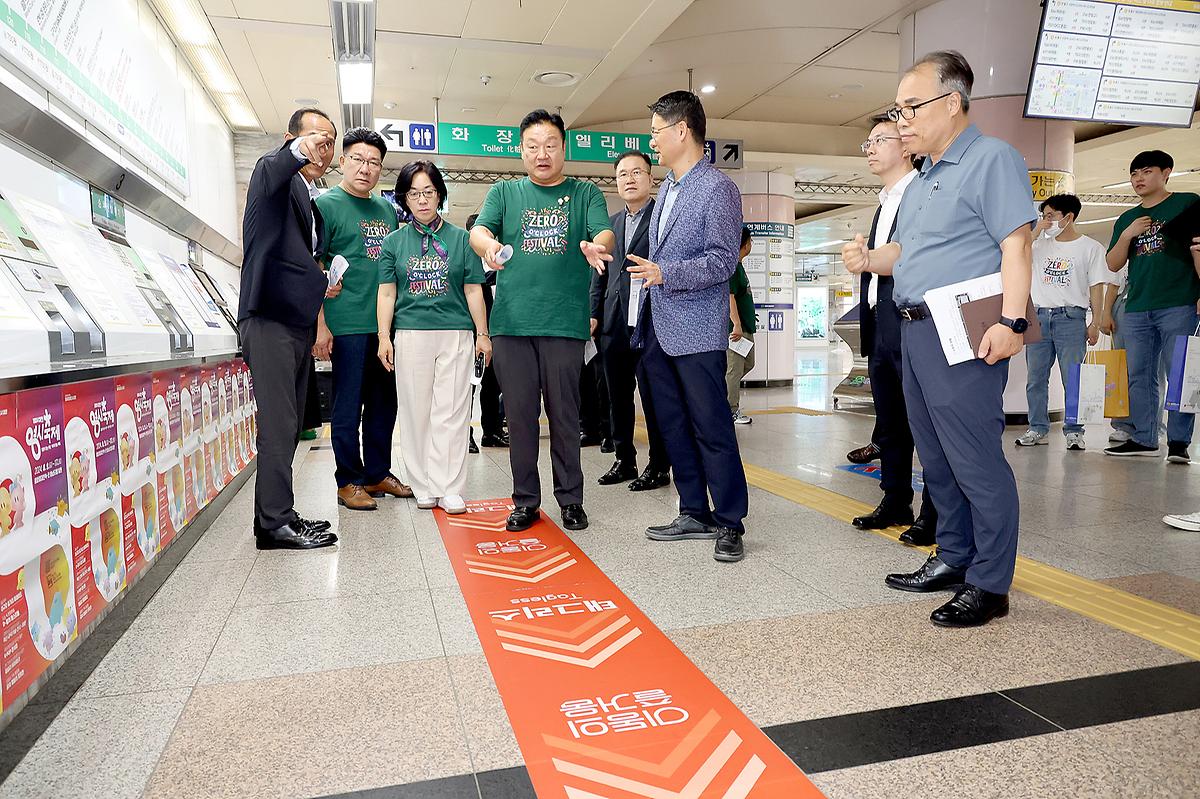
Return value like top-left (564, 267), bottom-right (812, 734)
top-left (732, 172), bottom-right (796, 385)
top-left (901, 0), bottom-right (1075, 420)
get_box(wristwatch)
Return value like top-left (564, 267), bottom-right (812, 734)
top-left (999, 316), bottom-right (1029, 334)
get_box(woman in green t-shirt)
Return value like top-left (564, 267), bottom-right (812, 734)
top-left (377, 161), bottom-right (491, 514)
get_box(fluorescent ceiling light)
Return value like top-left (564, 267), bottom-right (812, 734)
top-left (700, 84), bottom-right (716, 94)
top-left (1078, 216), bottom-right (1121, 225)
top-left (338, 61), bottom-right (374, 105)
top-left (218, 95), bottom-right (260, 130)
top-left (196, 47), bottom-right (238, 94)
top-left (154, 0), bottom-right (214, 46)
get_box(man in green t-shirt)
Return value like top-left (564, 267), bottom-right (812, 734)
top-left (314, 127), bottom-right (410, 509)
top-left (727, 228), bottom-right (757, 424)
top-left (470, 109), bottom-right (615, 533)
top-left (1104, 150), bottom-right (1200, 462)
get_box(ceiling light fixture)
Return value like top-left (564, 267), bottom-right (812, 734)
top-left (338, 61), bottom-right (374, 105)
top-left (828, 92), bottom-right (843, 99)
top-left (700, 84), bottom-right (716, 94)
top-left (533, 71), bottom-right (579, 87)
top-left (382, 101), bottom-right (397, 110)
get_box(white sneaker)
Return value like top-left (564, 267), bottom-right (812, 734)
top-left (1015, 429), bottom-right (1048, 447)
top-left (733, 410), bottom-right (753, 425)
top-left (1162, 511), bottom-right (1200, 532)
top-left (439, 495), bottom-right (467, 514)
top-left (1065, 432), bottom-right (1086, 451)
top-left (416, 497), bottom-right (438, 510)
top-left (1108, 429), bottom-right (1132, 443)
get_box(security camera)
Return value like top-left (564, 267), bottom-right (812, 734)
top-left (480, 74), bottom-right (492, 86)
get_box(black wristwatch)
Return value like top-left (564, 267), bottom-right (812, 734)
top-left (999, 316), bottom-right (1029, 334)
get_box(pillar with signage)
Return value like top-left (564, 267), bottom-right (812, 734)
top-left (901, 0), bottom-right (1080, 419)
top-left (733, 172), bottom-right (796, 385)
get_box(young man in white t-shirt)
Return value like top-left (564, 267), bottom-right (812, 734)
top-left (1017, 194), bottom-right (1114, 450)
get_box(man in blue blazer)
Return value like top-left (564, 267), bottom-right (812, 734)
top-left (629, 91), bottom-right (749, 562)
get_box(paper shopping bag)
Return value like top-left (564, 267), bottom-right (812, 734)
top-left (1065, 362), bottom-right (1106, 425)
top-left (1165, 335), bottom-right (1200, 414)
top-left (1086, 349), bottom-right (1129, 419)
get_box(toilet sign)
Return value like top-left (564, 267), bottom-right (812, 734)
top-left (374, 119), bottom-right (437, 153)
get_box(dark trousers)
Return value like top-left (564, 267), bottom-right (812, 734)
top-left (492, 335), bottom-right (585, 508)
top-left (599, 336), bottom-right (669, 471)
top-left (239, 316), bottom-right (313, 530)
top-left (901, 316), bottom-right (1019, 594)
top-left (868, 303), bottom-right (936, 522)
top-left (329, 333), bottom-right (397, 488)
top-left (479, 284), bottom-right (505, 437)
top-left (640, 314), bottom-right (748, 531)
top-left (579, 357), bottom-right (611, 439)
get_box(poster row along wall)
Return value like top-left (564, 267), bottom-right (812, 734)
top-left (0, 360), bottom-right (257, 712)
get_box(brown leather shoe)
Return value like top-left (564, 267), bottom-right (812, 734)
top-left (364, 475), bottom-right (414, 499)
top-left (337, 485), bottom-right (378, 511)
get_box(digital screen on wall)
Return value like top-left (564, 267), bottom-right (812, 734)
top-left (1024, 0), bottom-right (1200, 128)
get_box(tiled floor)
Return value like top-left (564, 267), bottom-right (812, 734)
top-left (1, 349), bottom-right (1198, 798)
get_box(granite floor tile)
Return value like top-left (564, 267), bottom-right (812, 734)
top-left (182, 514), bottom-right (262, 563)
top-left (446, 655), bottom-right (523, 773)
top-left (1100, 571), bottom-right (1200, 615)
top-left (139, 557), bottom-right (256, 618)
top-left (430, 584), bottom-right (482, 656)
top-left (771, 541), bottom-right (941, 608)
top-left (0, 689), bottom-right (191, 799)
top-left (1068, 710), bottom-right (1200, 798)
top-left (200, 589), bottom-right (443, 684)
top-left (1014, 531), bottom-right (1152, 580)
top-left (76, 611), bottom-right (230, 699)
top-left (144, 661), bottom-right (472, 799)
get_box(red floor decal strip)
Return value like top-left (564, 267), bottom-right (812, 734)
top-left (434, 500), bottom-right (826, 798)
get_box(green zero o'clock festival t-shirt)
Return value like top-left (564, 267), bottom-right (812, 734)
top-left (316, 186), bottom-right (397, 335)
top-left (1109, 192), bottom-right (1200, 313)
top-left (730, 261), bottom-right (757, 334)
top-left (474, 177), bottom-right (612, 339)
top-left (378, 221), bottom-right (484, 331)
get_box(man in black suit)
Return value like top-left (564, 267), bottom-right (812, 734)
top-left (850, 117), bottom-right (935, 546)
top-left (590, 150), bottom-right (670, 490)
top-left (239, 107), bottom-right (341, 550)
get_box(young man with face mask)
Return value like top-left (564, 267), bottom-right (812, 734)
top-left (1016, 194), bottom-right (1113, 450)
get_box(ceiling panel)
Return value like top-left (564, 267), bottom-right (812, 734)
top-left (660, 0), bottom-right (917, 39)
top-left (730, 94), bottom-right (877, 126)
top-left (199, 0), bottom-right (238, 15)
top-left (818, 32), bottom-right (900, 73)
top-left (376, 0), bottom-right (472, 37)
top-left (373, 37), bottom-right (456, 98)
top-left (461, 0), bottom-right (568, 44)
top-left (763, 65), bottom-right (897, 102)
top-left (231, 0), bottom-right (327, 25)
top-left (622, 28), bottom-right (848, 79)
top-left (545, 0), bottom-right (665, 49)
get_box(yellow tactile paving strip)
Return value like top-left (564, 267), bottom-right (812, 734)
top-left (634, 424), bottom-right (1200, 661)
top-left (746, 406), bottom-right (830, 417)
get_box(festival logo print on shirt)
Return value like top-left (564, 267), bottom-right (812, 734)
top-left (406, 255), bottom-right (449, 298)
top-left (1041, 256), bottom-right (1073, 287)
top-left (1134, 220), bottom-right (1166, 257)
top-left (359, 219), bottom-right (391, 261)
top-left (521, 200), bottom-right (570, 255)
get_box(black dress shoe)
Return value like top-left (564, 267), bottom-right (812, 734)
top-left (847, 442), bottom-right (881, 464)
top-left (506, 506), bottom-right (540, 532)
top-left (646, 514), bottom-right (717, 541)
top-left (579, 433), bottom-right (603, 447)
top-left (899, 516), bottom-right (937, 546)
top-left (600, 438), bottom-right (615, 454)
top-left (713, 527), bottom-right (745, 562)
top-left (629, 467), bottom-right (670, 492)
top-left (885, 553), bottom-right (966, 593)
top-left (481, 432), bottom-right (509, 448)
top-left (598, 460), bottom-right (639, 485)
top-left (561, 503), bottom-right (588, 530)
top-left (468, 431), bottom-right (479, 454)
top-left (295, 516), bottom-right (331, 533)
top-left (930, 584), bottom-right (1009, 628)
top-left (852, 501), bottom-right (914, 530)
top-left (255, 521), bottom-right (337, 550)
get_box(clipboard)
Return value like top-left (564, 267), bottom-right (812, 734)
top-left (960, 295), bottom-right (1042, 356)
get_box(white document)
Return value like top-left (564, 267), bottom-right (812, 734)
top-left (627, 277), bottom-right (644, 327)
top-left (923, 273), bottom-right (1004, 366)
top-left (583, 338), bottom-right (598, 364)
top-left (328, 254), bottom-right (350, 286)
top-left (728, 336), bottom-right (754, 358)
top-left (1072, 363), bottom-right (1107, 425)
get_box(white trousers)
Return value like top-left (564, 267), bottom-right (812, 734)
top-left (394, 329), bottom-right (474, 499)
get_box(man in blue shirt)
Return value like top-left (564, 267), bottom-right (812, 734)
top-left (843, 51), bottom-right (1035, 627)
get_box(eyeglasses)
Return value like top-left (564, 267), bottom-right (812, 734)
top-left (345, 153), bottom-right (383, 170)
top-left (860, 136), bottom-right (901, 153)
top-left (650, 120), bottom-right (683, 137)
top-left (887, 92), bottom-right (953, 122)
top-left (405, 188), bottom-right (439, 201)
top-left (616, 168), bottom-right (648, 181)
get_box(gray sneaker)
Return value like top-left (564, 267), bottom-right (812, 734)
top-left (1065, 432), bottom-right (1086, 451)
top-left (733, 410), bottom-right (753, 425)
top-left (1108, 429), bottom-right (1132, 443)
top-left (646, 514), bottom-right (718, 541)
top-left (1015, 429), bottom-right (1048, 447)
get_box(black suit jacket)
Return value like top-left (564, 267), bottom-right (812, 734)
top-left (859, 206), bottom-right (900, 358)
top-left (591, 199), bottom-right (655, 346)
top-left (238, 142), bottom-right (327, 327)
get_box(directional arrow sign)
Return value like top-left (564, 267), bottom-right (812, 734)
top-left (374, 118), bottom-right (438, 154)
top-left (703, 138), bottom-right (743, 169)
